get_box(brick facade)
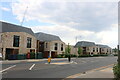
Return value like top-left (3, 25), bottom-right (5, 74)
top-left (0, 32), bottom-right (36, 59)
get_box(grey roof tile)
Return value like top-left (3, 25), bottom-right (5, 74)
top-left (96, 44), bottom-right (110, 48)
top-left (75, 41), bottom-right (95, 47)
top-left (35, 32), bottom-right (61, 42)
top-left (0, 21), bottom-right (35, 36)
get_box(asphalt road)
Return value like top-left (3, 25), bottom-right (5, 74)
top-left (1, 56), bottom-right (117, 78)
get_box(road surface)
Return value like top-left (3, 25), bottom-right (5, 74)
top-left (1, 56), bottom-right (117, 79)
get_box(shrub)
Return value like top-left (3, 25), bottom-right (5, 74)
top-left (100, 54), bottom-right (108, 56)
top-left (92, 54), bottom-right (100, 57)
top-left (57, 54), bottom-right (62, 58)
top-left (65, 53), bottom-right (70, 58)
top-left (70, 54), bottom-right (77, 57)
top-left (78, 54), bottom-right (109, 58)
top-left (113, 64), bottom-right (120, 79)
top-left (114, 54), bottom-right (118, 56)
top-left (78, 54), bottom-right (91, 57)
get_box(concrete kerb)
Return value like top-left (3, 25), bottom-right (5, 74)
top-left (1, 57), bottom-right (106, 64)
top-left (2, 58), bottom-right (70, 64)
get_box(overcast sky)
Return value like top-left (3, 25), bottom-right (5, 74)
top-left (0, 0), bottom-right (118, 48)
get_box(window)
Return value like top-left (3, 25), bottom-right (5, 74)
top-left (54, 43), bottom-right (58, 50)
top-left (102, 49), bottom-right (104, 51)
top-left (93, 48), bottom-right (95, 52)
top-left (96, 48), bottom-right (98, 52)
top-left (46, 43), bottom-right (48, 48)
top-left (107, 49), bottom-right (109, 52)
top-left (61, 44), bottom-right (63, 51)
top-left (27, 37), bottom-right (32, 48)
top-left (87, 48), bottom-right (89, 50)
top-left (13, 35), bottom-right (20, 47)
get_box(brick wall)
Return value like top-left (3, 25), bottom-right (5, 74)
top-left (1, 32), bottom-right (37, 59)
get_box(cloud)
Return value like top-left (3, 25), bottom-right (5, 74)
top-left (28, 25), bottom-right (96, 45)
top-left (0, 7), bottom-right (10, 11)
top-left (96, 24), bottom-right (118, 47)
top-left (11, 1), bottom-right (117, 32)
top-left (28, 23), bottom-right (117, 48)
top-left (10, 0), bottom-right (118, 48)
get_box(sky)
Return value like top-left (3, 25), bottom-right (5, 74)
top-left (0, 0), bottom-right (119, 48)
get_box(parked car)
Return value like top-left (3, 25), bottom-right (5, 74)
top-left (0, 53), bottom-right (3, 60)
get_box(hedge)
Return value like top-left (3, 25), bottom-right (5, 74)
top-left (57, 54), bottom-right (77, 58)
top-left (114, 54), bottom-right (118, 56)
top-left (78, 54), bottom-right (108, 57)
top-left (56, 54), bottom-right (109, 58)
top-left (113, 64), bottom-right (120, 79)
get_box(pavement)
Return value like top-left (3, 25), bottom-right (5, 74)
top-left (67, 67), bottom-right (114, 78)
top-left (64, 64), bottom-right (115, 80)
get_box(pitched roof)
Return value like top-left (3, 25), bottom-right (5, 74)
top-left (75, 41), bottom-right (95, 47)
top-left (96, 44), bottom-right (111, 48)
top-left (0, 21), bottom-right (35, 36)
top-left (35, 32), bottom-right (61, 42)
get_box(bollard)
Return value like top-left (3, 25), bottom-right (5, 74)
top-left (68, 55), bottom-right (71, 62)
top-left (48, 56), bottom-right (51, 64)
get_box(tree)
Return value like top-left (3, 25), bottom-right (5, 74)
top-left (78, 47), bottom-right (82, 56)
top-left (113, 48), bottom-right (117, 54)
top-left (65, 43), bottom-right (71, 54)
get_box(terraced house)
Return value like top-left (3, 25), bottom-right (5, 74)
top-left (75, 41), bottom-right (98, 55)
top-left (35, 32), bottom-right (65, 58)
top-left (0, 21), bottom-right (36, 60)
top-left (75, 41), bottom-right (112, 55)
top-left (96, 44), bottom-right (112, 54)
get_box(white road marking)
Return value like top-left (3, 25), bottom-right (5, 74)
top-left (74, 62), bottom-right (78, 64)
top-left (45, 63), bottom-right (48, 64)
top-left (29, 64), bottom-right (35, 71)
top-left (0, 65), bottom-right (16, 73)
top-left (70, 61), bottom-right (74, 63)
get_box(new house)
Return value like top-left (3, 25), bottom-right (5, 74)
top-left (35, 32), bottom-right (65, 58)
top-left (75, 41), bottom-right (112, 55)
top-left (75, 41), bottom-right (98, 55)
top-left (96, 44), bottom-right (112, 54)
top-left (0, 21), bottom-right (36, 60)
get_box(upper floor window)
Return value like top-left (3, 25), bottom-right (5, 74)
top-left (54, 43), bottom-right (58, 50)
top-left (93, 48), bottom-right (95, 52)
top-left (27, 37), bottom-right (32, 48)
top-left (96, 48), bottom-right (98, 52)
top-left (102, 49), bottom-right (104, 51)
top-left (13, 35), bottom-right (20, 47)
top-left (107, 49), bottom-right (109, 52)
top-left (46, 43), bottom-right (48, 48)
top-left (61, 44), bottom-right (63, 51)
